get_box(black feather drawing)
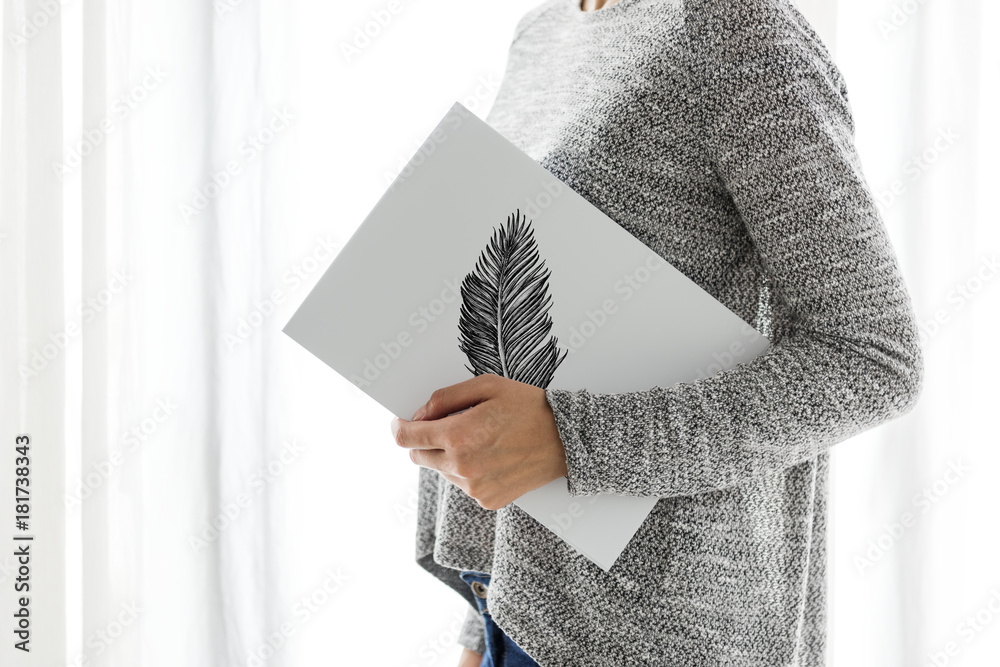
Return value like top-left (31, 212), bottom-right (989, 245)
top-left (457, 208), bottom-right (568, 389)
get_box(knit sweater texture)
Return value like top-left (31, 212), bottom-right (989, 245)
top-left (415, 0), bottom-right (924, 665)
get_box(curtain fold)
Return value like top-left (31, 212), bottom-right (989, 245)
top-left (90, 1), bottom-right (283, 664)
top-left (1, 0), bottom-right (68, 664)
top-left (830, 1), bottom-right (1000, 665)
top-left (1, 0), bottom-right (996, 664)
top-left (38, 0), bottom-right (281, 664)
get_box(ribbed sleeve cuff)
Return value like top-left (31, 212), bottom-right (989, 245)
top-left (545, 384), bottom-right (684, 497)
top-left (545, 387), bottom-right (604, 496)
top-left (457, 605), bottom-right (486, 655)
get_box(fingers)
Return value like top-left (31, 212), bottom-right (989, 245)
top-left (396, 377), bottom-right (506, 479)
top-left (412, 374), bottom-right (501, 421)
top-left (391, 417), bottom-right (442, 451)
top-left (408, 447), bottom-right (452, 474)
top-left (396, 408), bottom-right (490, 479)
top-left (393, 408), bottom-right (484, 454)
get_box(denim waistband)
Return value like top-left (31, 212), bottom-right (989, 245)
top-left (459, 570), bottom-right (540, 667)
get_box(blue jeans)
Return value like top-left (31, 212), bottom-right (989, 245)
top-left (459, 570), bottom-right (540, 667)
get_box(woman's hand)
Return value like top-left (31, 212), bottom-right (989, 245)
top-left (458, 647), bottom-right (484, 666)
top-left (391, 374), bottom-right (568, 510)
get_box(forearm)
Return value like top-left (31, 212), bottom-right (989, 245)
top-left (548, 314), bottom-right (922, 498)
top-left (546, 0), bottom-right (924, 499)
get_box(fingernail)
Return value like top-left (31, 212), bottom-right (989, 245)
top-left (412, 405), bottom-right (426, 421)
top-left (390, 417), bottom-right (401, 439)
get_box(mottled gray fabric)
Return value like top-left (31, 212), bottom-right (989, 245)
top-left (456, 605), bottom-right (487, 656)
top-left (415, 0), bottom-right (924, 664)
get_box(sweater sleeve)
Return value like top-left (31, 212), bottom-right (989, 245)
top-left (544, 0), bottom-right (924, 498)
top-left (457, 605), bottom-right (486, 654)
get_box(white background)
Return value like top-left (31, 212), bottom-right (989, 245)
top-left (1, 0), bottom-right (997, 665)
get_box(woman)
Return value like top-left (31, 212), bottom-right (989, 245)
top-left (390, 0), bottom-right (924, 664)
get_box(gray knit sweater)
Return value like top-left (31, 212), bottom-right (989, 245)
top-left (414, 0), bottom-right (924, 665)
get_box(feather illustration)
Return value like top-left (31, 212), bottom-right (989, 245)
top-left (457, 208), bottom-right (568, 389)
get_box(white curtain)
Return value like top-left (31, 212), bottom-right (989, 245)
top-left (4, 0), bottom-right (290, 664)
top-left (830, 1), bottom-right (1000, 665)
top-left (0, 0), bottom-right (995, 665)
